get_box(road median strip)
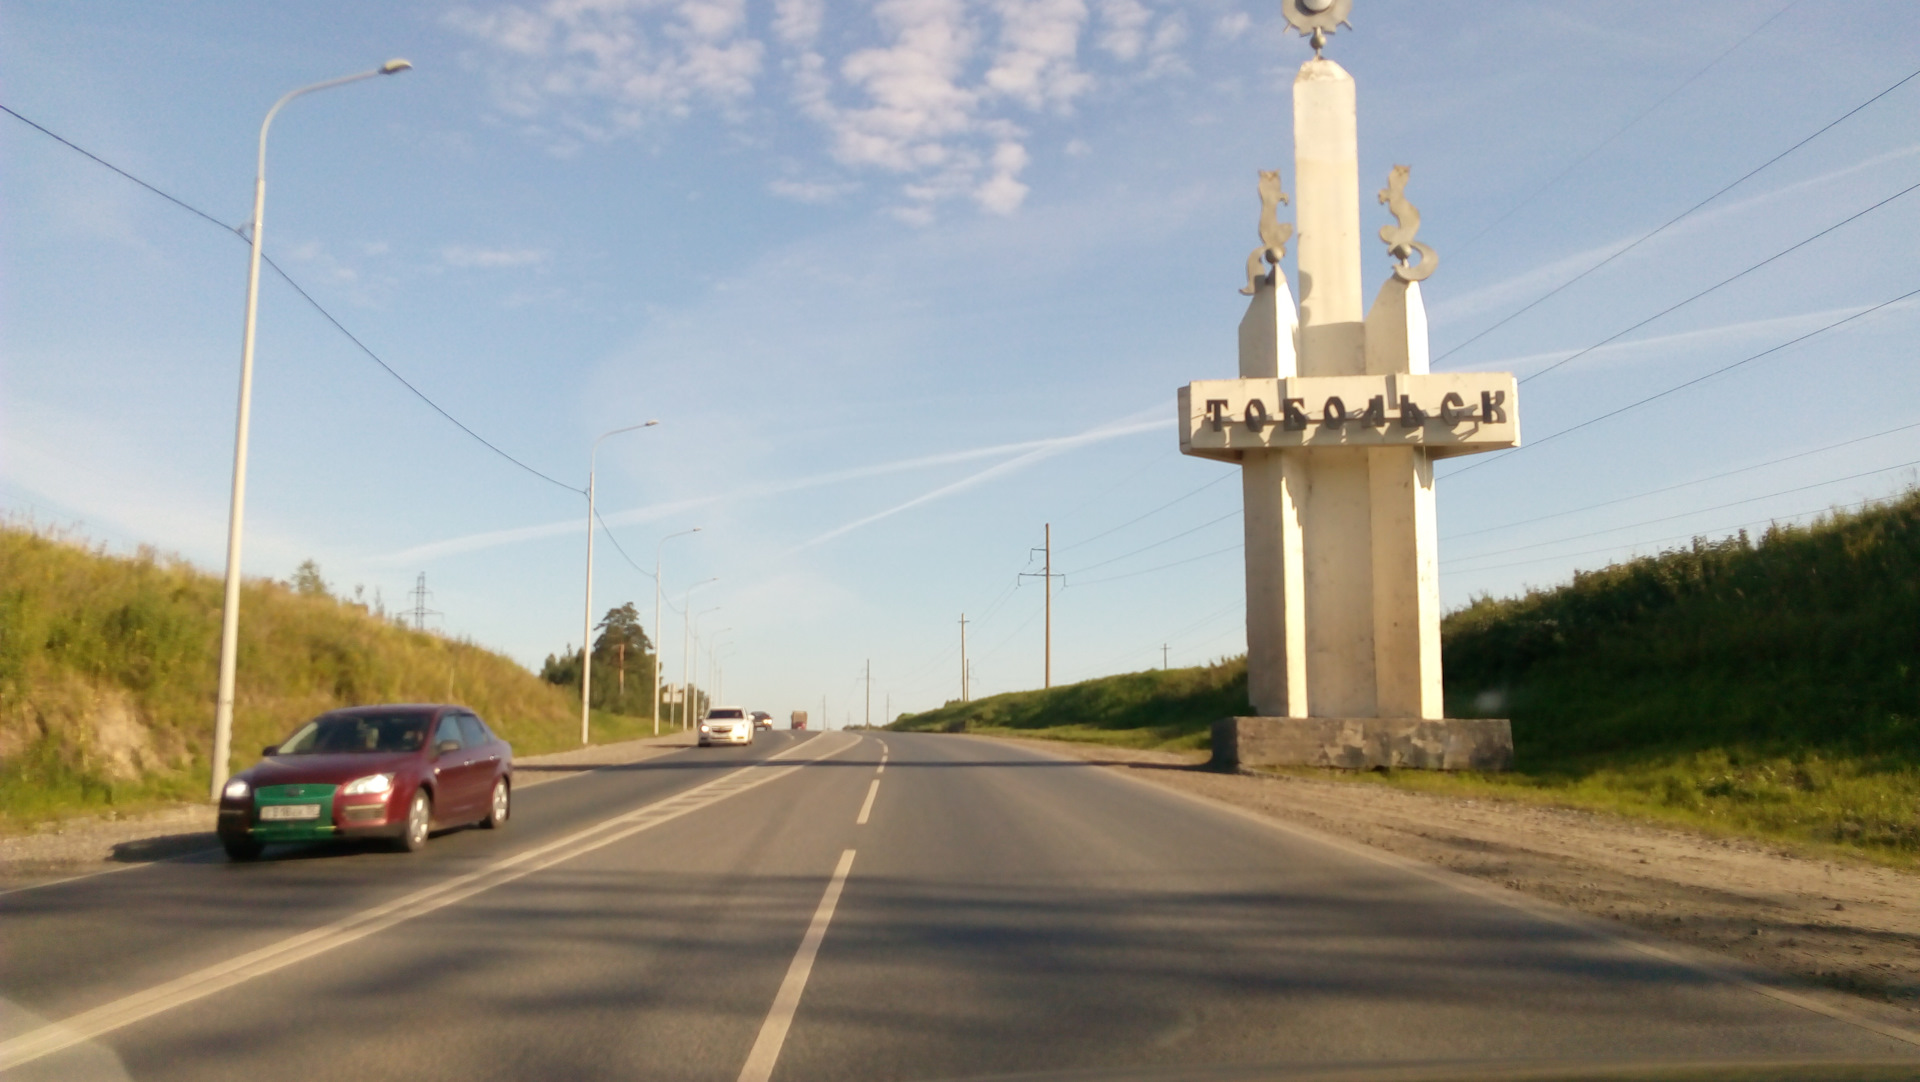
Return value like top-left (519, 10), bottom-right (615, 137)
top-left (0, 733), bottom-right (862, 1072)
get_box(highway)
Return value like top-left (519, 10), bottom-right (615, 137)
top-left (4, 730), bottom-right (1917, 1081)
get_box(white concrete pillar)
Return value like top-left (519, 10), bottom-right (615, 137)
top-left (1365, 278), bottom-right (1443, 718)
top-left (1292, 55), bottom-right (1377, 718)
top-left (1237, 281), bottom-right (1308, 717)
top-left (1293, 58), bottom-right (1364, 375)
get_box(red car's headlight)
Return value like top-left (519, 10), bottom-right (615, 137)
top-left (341, 773), bottom-right (395, 796)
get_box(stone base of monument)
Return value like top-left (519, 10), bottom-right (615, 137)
top-left (1211, 716), bottom-right (1513, 772)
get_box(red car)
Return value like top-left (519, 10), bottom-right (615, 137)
top-left (217, 704), bottom-right (512, 861)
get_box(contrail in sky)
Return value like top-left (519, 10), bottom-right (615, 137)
top-left (372, 410), bottom-right (1170, 566)
top-left (796, 413), bottom-right (1169, 550)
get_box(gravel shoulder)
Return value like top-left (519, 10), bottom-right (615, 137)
top-left (0, 731), bottom-right (697, 893)
top-left (980, 734), bottom-right (1920, 1021)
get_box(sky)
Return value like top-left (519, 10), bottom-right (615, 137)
top-left (4, 0), bottom-right (1919, 725)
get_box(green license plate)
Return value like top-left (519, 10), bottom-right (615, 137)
top-left (260, 804), bottom-right (321, 821)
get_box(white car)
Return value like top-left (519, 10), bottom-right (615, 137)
top-left (699, 706), bottom-right (755, 746)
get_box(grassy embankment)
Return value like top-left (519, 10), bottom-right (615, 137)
top-left (893, 491), bottom-right (1920, 865)
top-left (0, 523), bottom-right (651, 829)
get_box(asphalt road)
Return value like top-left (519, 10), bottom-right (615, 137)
top-left (4, 730), bottom-right (1918, 1081)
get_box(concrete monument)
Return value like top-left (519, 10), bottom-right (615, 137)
top-left (1179, 0), bottom-right (1519, 771)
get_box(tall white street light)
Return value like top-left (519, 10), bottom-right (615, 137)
top-left (581, 421), bottom-right (659, 745)
top-left (651, 528), bottom-right (701, 735)
top-left (710, 639), bottom-right (736, 704)
top-left (675, 580), bottom-right (717, 727)
top-left (706, 632), bottom-right (734, 698)
top-left (210, 58), bottom-right (412, 801)
top-left (687, 604), bottom-right (722, 723)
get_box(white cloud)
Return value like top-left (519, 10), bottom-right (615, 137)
top-left (453, 0), bottom-right (1193, 217)
top-left (984, 0), bottom-right (1090, 111)
top-left (1094, 0), bottom-right (1151, 60)
top-left (446, 0), bottom-right (764, 141)
top-left (772, 0), bottom-right (825, 46)
top-left (975, 140), bottom-right (1031, 214)
top-left (441, 245), bottom-right (552, 269)
top-left (1213, 11), bottom-right (1250, 40)
top-left (769, 177), bottom-right (859, 203)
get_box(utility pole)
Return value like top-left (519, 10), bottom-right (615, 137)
top-left (1163, 643), bottom-right (1170, 671)
top-left (822, 693), bottom-right (828, 731)
top-left (885, 692), bottom-right (890, 727)
top-left (1019, 524), bottom-right (1062, 688)
top-left (958, 613), bottom-right (969, 702)
top-left (865, 658), bottom-right (872, 729)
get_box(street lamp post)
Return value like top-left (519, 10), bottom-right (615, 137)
top-left (687, 604), bottom-right (721, 723)
top-left (581, 422), bottom-right (659, 745)
top-left (651, 528), bottom-right (701, 735)
top-left (210, 59), bottom-right (412, 801)
top-left (707, 634), bottom-right (733, 704)
top-left (674, 581), bottom-right (717, 728)
top-left (712, 640), bottom-right (736, 704)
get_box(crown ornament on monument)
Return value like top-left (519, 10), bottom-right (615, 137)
top-left (1280, 0), bottom-right (1353, 55)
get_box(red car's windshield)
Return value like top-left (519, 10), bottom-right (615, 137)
top-left (277, 714), bottom-right (429, 754)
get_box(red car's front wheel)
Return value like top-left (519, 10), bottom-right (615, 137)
top-left (482, 779), bottom-right (509, 830)
top-left (398, 790), bottom-right (431, 853)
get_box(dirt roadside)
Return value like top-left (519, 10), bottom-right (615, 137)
top-left (0, 731), bottom-right (697, 892)
top-left (980, 735), bottom-right (1920, 1019)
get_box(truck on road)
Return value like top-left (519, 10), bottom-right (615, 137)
top-left (790, 710), bottom-right (808, 731)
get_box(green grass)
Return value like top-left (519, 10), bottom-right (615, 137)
top-left (893, 491), bottom-right (1920, 867)
top-left (889, 657), bottom-right (1246, 753)
top-left (0, 523), bottom-right (651, 830)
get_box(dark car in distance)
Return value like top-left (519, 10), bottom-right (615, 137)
top-left (217, 704), bottom-right (512, 861)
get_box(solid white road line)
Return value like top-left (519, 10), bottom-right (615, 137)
top-left (735, 848), bottom-right (857, 1082)
top-left (0, 733), bottom-right (861, 1073)
top-left (856, 779), bottom-right (880, 825)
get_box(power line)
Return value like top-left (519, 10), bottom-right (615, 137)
top-left (1063, 508), bottom-right (1242, 578)
top-left (1444, 457), bottom-right (1920, 569)
top-left (1442, 416), bottom-right (1920, 542)
top-left (1058, 472), bottom-right (1233, 553)
top-left (1055, 447), bottom-right (1174, 525)
top-left (260, 255), bottom-right (582, 493)
top-left (593, 508), bottom-right (658, 581)
top-left (1071, 543), bottom-right (1242, 588)
top-left (1, 101), bottom-right (581, 496)
top-left (1446, 282), bottom-right (1920, 478)
top-left (1446, 0), bottom-right (1801, 262)
top-left (1434, 61), bottom-right (1920, 367)
top-left (1514, 177), bottom-right (1920, 387)
top-left (0, 103), bottom-right (236, 233)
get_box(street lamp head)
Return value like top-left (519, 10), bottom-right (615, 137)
top-left (381, 59), bottom-right (413, 75)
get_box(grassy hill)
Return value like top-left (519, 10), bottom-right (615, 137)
top-left (893, 491), bottom-right (1920, 864)
top-left (890, 657), bottom-right (1247, 751)
top-left (0, 523), bottom-right (650, 828)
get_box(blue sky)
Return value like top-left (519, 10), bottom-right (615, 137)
top-left (5, 0), bottom-right (1918, 723)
